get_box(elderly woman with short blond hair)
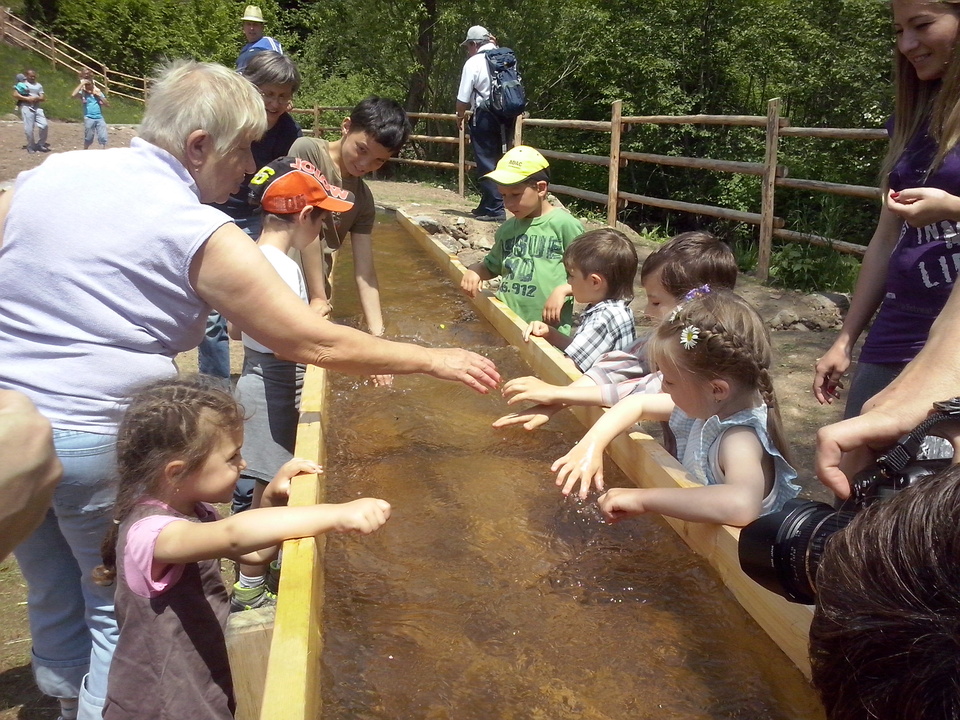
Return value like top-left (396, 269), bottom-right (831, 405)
top-left (0, 59), bottom-right (497, 720)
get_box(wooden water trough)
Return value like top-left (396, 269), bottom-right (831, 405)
top-left (227, 209), bottom-right (814, 719)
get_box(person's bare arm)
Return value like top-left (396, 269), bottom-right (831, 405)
top-left (461, 261), bottom-right (495, 298)
top-left (456, 101), bottom-right (470, 131)
top-left (817, 278), bottom-right (960, 497)
top-left (501, 376), bottom-right (605, 408)
top-left (0, 391), bottom-right (62, 559)
top-left (813, 206), bottom-right (901, 404)
top-left (0, 188), bottom-right (14, 249)
top-left (154, 499), bottom-right (391, 565)
top-left (299, 236), bottom-right (332, 317)
top-left (349, 232), bottom-right (385, 336)
top-left (191, 224), bottom-right (499, 391)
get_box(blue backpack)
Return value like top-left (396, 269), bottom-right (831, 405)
top-left (480, 47), bottom-right (527, 121)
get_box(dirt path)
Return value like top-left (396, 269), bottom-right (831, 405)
top-left (0, 122), bottom-right (848, 718)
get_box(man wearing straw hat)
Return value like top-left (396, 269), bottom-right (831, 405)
top-left (236, 5), bottom-right (282, 72)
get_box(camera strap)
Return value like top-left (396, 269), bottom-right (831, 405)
top-left (875, 397), bottom-right (960, 476)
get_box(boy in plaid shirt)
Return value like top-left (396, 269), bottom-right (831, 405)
top-left (496, 231), bottom-right (738, 432)
top-left (523, 228), bottom-right (638, 372)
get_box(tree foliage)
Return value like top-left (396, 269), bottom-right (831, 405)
top-left (33, 0), bottom-right (894, 246)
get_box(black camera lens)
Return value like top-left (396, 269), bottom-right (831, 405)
top-left (738, 498), bottom-right (856, 605)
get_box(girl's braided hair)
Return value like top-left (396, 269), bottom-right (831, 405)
top-left (93, 375), bottom-right (244, 586)
top-left (648, 290), bottom-right (791, 464)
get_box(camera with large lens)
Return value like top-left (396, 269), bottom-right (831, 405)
top-left (737, 398), bottom-right (960, 605)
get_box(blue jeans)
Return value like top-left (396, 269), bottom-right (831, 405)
top-left (197, 215), bottom-right (262, 380)
top-left (83, 117), bottom-right (108, 148)
top-left (13, 429), bottom-right (119, 720)
top-left (469, 109), bottom-right (512, 216)
top-left (22, 104), bottom-right (47, 150)
top-left (198, 311), bottom-right (231, 379)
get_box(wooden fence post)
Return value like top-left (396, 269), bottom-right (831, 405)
top-left (0, 8), bottom-right (7, 43)
top-left (607, 100), bottom-right (623, 227)
top-left (313, 104), bottom-right (320, 137)
top-left (458, 114), bottom-right (467, 198)
top-left (758, 97), bottom-right (782, 281)
top-left (514, 114), bottom-right (523, 147)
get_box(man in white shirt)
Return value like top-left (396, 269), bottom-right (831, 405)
top-left (455, 25), bottom-right (511, 222)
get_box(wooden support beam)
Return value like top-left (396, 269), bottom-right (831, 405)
top-left (257, 365), bottom-right (329, 720)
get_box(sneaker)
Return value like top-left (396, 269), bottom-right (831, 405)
top-left (475, 214), bottom-right (506, 222)
top-left (230, 582), bottom-right (277, 612)
top-left (265, 560), bottom-right (281, 596)
top-left (39, 146), bottom-right (51, 153)
top-left (26, 147), bottom-right (36, 154)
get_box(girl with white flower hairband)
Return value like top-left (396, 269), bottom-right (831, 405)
top-left (551, 289), bottom-right (800, 527)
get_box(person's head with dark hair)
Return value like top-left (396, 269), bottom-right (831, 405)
top-left (242, 51), bottom-right (300, 130)
top-left (810, 464), bottom-right (960, 720)
top-left (563, 228), bottom-right (638, 302)
top-left (639, 231), bottom-right (738, 321)
top-left (346, 96), bottom-right (411, 154)
top-left (333, 96), bottom-right (411, 179)
top-left (94, 375), bottom-right (246, 586)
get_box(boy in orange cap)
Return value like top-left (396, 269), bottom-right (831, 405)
top-left (230, 156), bottom-right (354, 610)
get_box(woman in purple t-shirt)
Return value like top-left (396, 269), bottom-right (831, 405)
top-left (814, 0), bottom-right (960, 420)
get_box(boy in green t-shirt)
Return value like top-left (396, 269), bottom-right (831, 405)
top-left (460, 146), bottom-right (584, 335)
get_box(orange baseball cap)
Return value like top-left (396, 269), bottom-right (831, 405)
top-left (248, 156), bottom-right (355, 214)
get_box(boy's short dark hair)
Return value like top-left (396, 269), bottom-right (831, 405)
top-left (639, 231), bottom-right (737, 297)
top-left (810, 464), bottom-right (960, 720)
top-left (517, 168), bottom-right (550, 186)
top-left (347, 96), bottom-right (411, 154)
top-left (563, 228), bottom-right (638, 301)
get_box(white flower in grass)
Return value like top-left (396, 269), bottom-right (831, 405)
top-left (680, 325), bottom-right (700, 350)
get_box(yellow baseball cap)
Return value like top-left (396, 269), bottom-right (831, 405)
top-left (483, 146), bottom-right (549, 185)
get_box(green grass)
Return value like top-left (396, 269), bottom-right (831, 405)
top-left (2, 44), bottom-right (144, 124)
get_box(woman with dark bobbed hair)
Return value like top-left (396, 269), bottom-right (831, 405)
top-left (199, 50), bottom-right (304, 382)
top-left (0, 60), bottom-right (497, 720)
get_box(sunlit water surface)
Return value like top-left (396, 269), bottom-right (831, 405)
top-left (318, 215), bottom-right (822, 720)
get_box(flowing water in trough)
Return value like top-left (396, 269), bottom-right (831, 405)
top-left (317, 215), bottom-right (823, 720)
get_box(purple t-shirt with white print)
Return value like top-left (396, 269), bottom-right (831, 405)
top-left (860, 122), bottom-right (960, 364)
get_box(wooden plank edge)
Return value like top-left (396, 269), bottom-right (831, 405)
top-left (396, 208), bottom-right (813, 679)
top-left (257, 364), bottom-right (330, 720)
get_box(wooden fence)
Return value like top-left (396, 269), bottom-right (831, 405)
top-left (299, 100), bottom-right (887, 281)
top-left (0, 7), bottom-right (147, 102)
top-left (1, 3), bottom-right (884, 279)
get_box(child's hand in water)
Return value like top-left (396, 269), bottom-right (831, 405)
top-left (597, 488), bottom-right (646, 523)
top-left (460, 269), bottom-right (483, 298)
top-left (492, 402), bottom-right (563, 431)
top-left (501, 375), bottom-right (560, 405)
top-left (261, 458), bottom-right (323, 508)
top-left (522, 321), bottom-right (550, 342)
top-left (551, 440), bottom-right (605, 499)
top-left (332, 498), bottom-right (391, 534)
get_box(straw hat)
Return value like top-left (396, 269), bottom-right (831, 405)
top-left (241, 5), bottom-right (264, 23)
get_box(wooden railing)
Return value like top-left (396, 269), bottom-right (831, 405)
top-left (298, 100), bottom-right (886, 281)
top-left (0, 7), bottom-right (149, 102)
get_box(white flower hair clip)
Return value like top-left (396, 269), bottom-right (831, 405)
top-left (680, 325), bottom-right (700, 350)
top-left (667, 305), bottom-right (683, 323)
